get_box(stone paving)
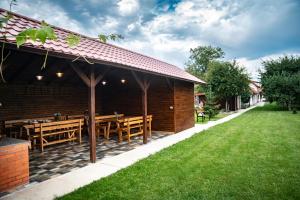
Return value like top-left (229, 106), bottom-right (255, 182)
top-left (0, 132), bottom-right (167, 198)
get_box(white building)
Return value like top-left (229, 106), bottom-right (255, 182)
top-left (249, 81), bottom-right (262, 106)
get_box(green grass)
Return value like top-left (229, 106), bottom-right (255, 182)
top-left (195, 112), bottom-right (231, 124)
top-left (57, 104), bottom-right (300, 200)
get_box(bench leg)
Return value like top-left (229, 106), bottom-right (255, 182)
top-left (117, 129), bottom-right (122, 143)
top-left (127, 128), bottom-right (131, 143)
top-left (40, 136), bottom-right (44, 152)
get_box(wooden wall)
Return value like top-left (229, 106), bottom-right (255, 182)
top-left (148, 77), bottom-right (175, 132)
top-left (0, 84), bottom-right (103, 121)
top-left (174, 80), bottom-right (195, 132)
top-left (101, 76), bottom-right (175, 132)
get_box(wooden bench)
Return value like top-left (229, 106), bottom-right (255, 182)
top-left (195, 107), bottom-right (206, 122)
top-left (4, 117), bottom-right (54, 138)
top-left (95, 114), bottom-right (124, 140)
top-left (31, 119), bottom-right (83, 152)
top-left (117, 115), bottom-right (152, 143)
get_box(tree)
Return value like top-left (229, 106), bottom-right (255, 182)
top-left (185, 45), bottom-right (224, 79)
top-left (261, 56), bottom-right (300, 111)
top-left (206, 61), bottom-right (250, 111)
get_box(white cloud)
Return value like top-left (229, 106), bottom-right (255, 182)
top-left (236, 51), bottom-right (300, 80)
top-left (117, 0), bottom-right (139, 16)
top-left (0, 0), bottom-right (84, 33)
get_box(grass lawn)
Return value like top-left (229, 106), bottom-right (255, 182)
top-left (57, 104), bottom-right (300, 200)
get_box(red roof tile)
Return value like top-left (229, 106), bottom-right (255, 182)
top-left (0, 9), bottom-right (205, 84)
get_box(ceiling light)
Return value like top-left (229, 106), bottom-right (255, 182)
top-left (121, 79), bottom-right (126, 84)
top-left (102, 80), bottom-right (107, 85)
top-left (56, 72), bottom-right (64, 78)
top-left (36, 75), bottom-right (43, 80)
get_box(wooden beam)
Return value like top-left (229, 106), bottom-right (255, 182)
top-left (165, 77), bottom-right (174, 91)
top-left (70, 63), bottom-right (90, 87)
top-left (131, 70), bottom-right (151, 144)
top-left (142, 87), bottom-right (148, 144)
top-left (95, 67), bottom-right (110, 86)
top-left (88, 66), bottom-right (96, 163)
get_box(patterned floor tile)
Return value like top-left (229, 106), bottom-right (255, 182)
top-left (28, 132), bottom-right (168, 183)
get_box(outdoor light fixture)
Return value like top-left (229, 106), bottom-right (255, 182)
top-left (102, 80), bottom-right (107, 85)
top-left (121, 79), bottom-right (126, 84)
top-left (56, 71), bottom-right (64, 78)
top-left (36, 75), bottom-right (43, 80)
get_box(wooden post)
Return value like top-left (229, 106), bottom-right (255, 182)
top-left (131, 71), bottom-right (150, 144)
top-left (71, 63), bottom-right (108, 163)
top-left (142, 83), bottom-right (148, 144)
top-left (88, 67), bottom-right (96, 163)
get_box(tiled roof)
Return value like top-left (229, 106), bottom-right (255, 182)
top-left (0, 9), bottom-right (205, 84)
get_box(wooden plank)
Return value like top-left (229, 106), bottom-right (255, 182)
top-left (88, 67), bottom-right (96, 163)
top-left (131, 71), bottom-right (145, 92)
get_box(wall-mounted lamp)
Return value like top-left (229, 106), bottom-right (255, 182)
top-left (121, 79), bottom-right (126, 84)
top-left (102, 80), bottom-right (107, 85)
top-left (56, 71), bottom-right (64, 78)
top-left (36, 75), bottom-right (43, 81)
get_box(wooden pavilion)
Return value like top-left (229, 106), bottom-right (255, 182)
top-left (0, 8), bottom-right (205, 164)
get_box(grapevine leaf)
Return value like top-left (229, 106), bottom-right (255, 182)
top-left (0, 12), bottom-right (13, 29)
top-left (42, 25), bottom-right (57, 40)
top-left (36, 29), bottom-right (47, 43)
top-left (109, 34), bottom-right (117, 41)
top-left (66, 34), bottom-right (81, 47)
top-left (16, 31), bottom-right (27, 48)
top-left (25, 28), bottom-right (38, 41)
top-left (98, 34), bottom-right (107, 43)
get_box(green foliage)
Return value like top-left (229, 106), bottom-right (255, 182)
top-left (206, 60), bottom-right (250, 104)
top-left (98, 34), bottom-right (124, 43)
top-left (241, 92), bottom-right (251, 104)
top-left (204, 91), bottom-right (220, 119)
top-left (66, 34), bottom-right (81, 47)
top-left (261, 56), bottom-right (300, 110)
top-left (185, 45), bottom-right (224, 79)
top-left (0, 12), bottom-right (13, 29)
top-left (16, 21), bottom-right (57, 48)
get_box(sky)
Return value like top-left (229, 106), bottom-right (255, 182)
top-left (1, 0), bottom-right (300, 80)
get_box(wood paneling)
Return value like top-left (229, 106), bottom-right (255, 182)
top-left (174, 80), bottom-right (195, 132)
top-left (0, 84), bottom-right (102, 121)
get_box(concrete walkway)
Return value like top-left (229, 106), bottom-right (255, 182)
top-left (2, 103), bottom-right (262, 200)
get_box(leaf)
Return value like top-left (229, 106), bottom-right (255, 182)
top-left (109, 34), bottom-right (117, 41)
top-left (16, 31), bottom-right (27, 48)
top-left (36, 29), bottom-right (47, 43)
top-left (24, 28), bottom-right (38, 41)
top-left (41, 25), bottom-right (57, 40)
top-left (0, 12), bottom-right (13, 29)
top-left (66, 34), bottom-right (81, 47)
top-left (98, 34), bottom-right (107, 43)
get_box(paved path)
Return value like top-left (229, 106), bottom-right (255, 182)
top-left (2, 103), bottom-right (263, 200)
